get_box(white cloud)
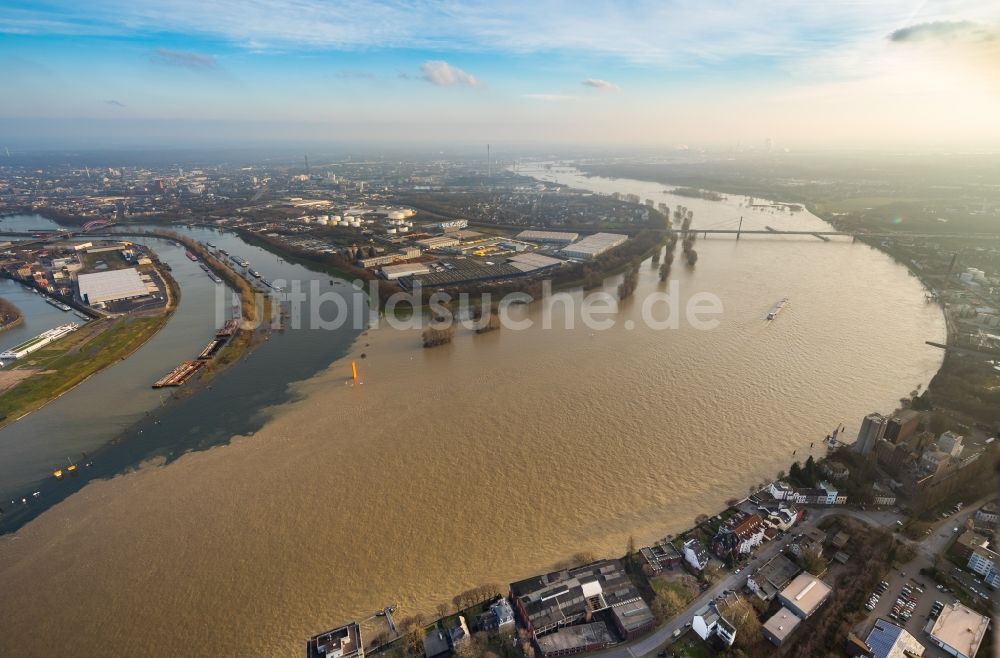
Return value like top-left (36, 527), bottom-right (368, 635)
top-left (5, 0), bottom-right (997, 70)
top-left (420, 60), bottom-right (479, 87)
top-left (582, 78), bottom-right (619, 91)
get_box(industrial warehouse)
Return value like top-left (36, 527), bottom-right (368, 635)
top-left (77, 268), bottom-right (151, 305)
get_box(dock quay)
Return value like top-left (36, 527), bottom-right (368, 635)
top-left (152, 360), bottom-right (204, 387)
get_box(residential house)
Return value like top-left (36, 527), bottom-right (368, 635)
top-left (968, 547), bottom-right (999, 588)
top-left (692, 603), bottom-right (737, 647)
top-left (762, 506), bottom-right (802, 532)
top-left (821, 461), bottom-right (851, 482)
top-left (788, 527), bottom-right (826, 558)
top-left (449, 616), bottom-right (471, 650)
top-left (478, 598), bottom-right (516, 633)
top-left (870, 482), bottom-right (897, 507)
top-left (682, 539), bottom-right (710, 572)
top-left (953, 531), bottom-right (991, 563)
top-left (711, 512), bottom-right (766, 561)
top-left (423, 629), bottom-right (450, 658)
top-left (975, 501), bottom-right (999, 528)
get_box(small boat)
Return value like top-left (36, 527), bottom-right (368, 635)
top-left (185, 250), bottom-right (198, 262)
top-left (767, 298), bottom-right (788, 321)
top-left (53, 469), bottom-right (63, 479)
top-left (207, 242), bottom-right (217, 248)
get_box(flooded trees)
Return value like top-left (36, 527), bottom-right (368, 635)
top-left (471, 304), bottom-right (501, 334)
top-left (618, 263), bottom-right (640, 300)
top-left (422, 324), bottom-right (454, 348)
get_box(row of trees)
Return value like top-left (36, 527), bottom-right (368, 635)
top-left (788, 455), bottom-right (820, 487)
top-left (618, 262), bottom-right (640, 300)
top-left (659, 235), bottom-right (677, 282)
top-left (161, 231), bottom-right (259, 324)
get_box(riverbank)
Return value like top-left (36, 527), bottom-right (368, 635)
top-left (114, 229), bottom-right (272, 384)
top-left (0, 296), bottom-right (24, 332)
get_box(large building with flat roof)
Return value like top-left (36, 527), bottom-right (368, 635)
top-left (516, 230), bottom-right (579, 245)
top-left (77, 267), bottom-right (150, 305)
top-left (858, 618), bottom-right (925, 658)
top-left (924, 602), bottom-right (989, 658)
top-left (507, 252), bottom-right (565, 274)
top-left (777, 573), bottom-right (832, 619)
top-left (559, 233), bottom-right (627, 259)
top-left (762, 607), bottom-right (801, 646)
top-left (510, 559), bottom-right (651, 639)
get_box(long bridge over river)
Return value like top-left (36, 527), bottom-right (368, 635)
top-left (672, 226), bottom-right (1000, 241)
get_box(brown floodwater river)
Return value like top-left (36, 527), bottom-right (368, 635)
top-left (0, 167), bottom-right (945, 656)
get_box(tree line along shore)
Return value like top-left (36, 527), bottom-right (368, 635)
top-left (0, 296), bottom-right (24, 332)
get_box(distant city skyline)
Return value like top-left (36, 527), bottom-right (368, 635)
top-left (2, 1), bottom-right (1000, 148)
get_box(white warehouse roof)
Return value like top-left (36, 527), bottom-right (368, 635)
top-left (78, 268), bottom-right (150, 304)
top-left (560, 232), bottom-right (627, 259)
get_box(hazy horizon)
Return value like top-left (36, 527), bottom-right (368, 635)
top-left (2, 1), bottom-right (1000, 150)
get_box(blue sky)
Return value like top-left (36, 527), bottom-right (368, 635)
top-left (2, 1), bottom-right (999, 148)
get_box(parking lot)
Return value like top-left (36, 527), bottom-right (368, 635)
top-left (856, 567), bottom-right (962, 657)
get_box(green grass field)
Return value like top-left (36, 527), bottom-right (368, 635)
top-left (0, 315), bottom-right (168, 424)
